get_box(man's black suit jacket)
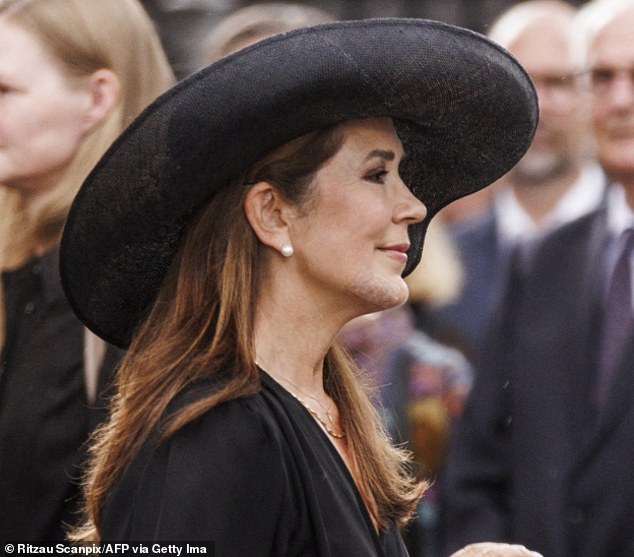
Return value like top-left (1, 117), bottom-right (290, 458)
top-left (443, 205), bottom-right (634, 557)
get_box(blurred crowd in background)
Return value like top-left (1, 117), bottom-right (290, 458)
top-left (139, 0), bottom-right (585, 78)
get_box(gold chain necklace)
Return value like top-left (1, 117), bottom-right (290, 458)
top-left (284, 388), bottom-right (346, 439)
top-left (257, 363), bottom-right (345, 439)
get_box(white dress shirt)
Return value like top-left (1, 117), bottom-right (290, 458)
top-left (494, 162), bottom-right (606, 248)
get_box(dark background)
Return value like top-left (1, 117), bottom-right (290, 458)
top-left (140, 0), bottom-right (586, 78)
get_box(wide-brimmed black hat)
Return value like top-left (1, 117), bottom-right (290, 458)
top-left (60, 18), bottom-right (537, 348)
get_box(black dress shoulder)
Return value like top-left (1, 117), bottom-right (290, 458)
top-left (101, 372), bottom-right (409, 556)
top-left (0, 249), bottom-right (121, 541)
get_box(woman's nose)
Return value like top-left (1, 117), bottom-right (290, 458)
top-left (394, 178), bottom-right (427, 224)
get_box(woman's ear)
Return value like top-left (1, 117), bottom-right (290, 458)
top-left (81, 68), bottom-right (122, 133)
top-left (244, 182), bottom-right (293, 252)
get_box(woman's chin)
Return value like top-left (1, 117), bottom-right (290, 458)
top-left (349, 272), bottom-right (409, 313)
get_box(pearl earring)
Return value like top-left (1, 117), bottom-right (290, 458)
top-left (280, 244), bottom-right (294, 257)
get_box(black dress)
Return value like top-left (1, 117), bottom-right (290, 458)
top-left (101, 372), bottom-right (410, 556)
top-left (0, 249), bottom-right (121, 541)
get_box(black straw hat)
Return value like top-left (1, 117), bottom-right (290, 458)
top-left (60, 18), bottom-right (537, 348)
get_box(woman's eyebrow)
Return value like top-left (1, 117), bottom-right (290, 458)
top-left (365, 149), bottom-right (396, 162)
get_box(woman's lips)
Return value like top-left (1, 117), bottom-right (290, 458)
top-left (379, 244), bottom-right (409, 265)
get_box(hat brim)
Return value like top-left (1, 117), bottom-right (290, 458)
top-left (61, 18), bottom-right (537, 348)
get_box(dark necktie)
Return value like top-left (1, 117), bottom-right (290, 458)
top-left (596, 228), bottom-right (634, 405)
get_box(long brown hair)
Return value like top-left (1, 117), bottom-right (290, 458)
top-left (74, 123), bottom-right (425, 541)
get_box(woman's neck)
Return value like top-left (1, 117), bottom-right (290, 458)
top-left (253, 263), bottom-right (356, 391)
top-left (254, 304), bottom-right (331, 392)
top-left (253, 272), bottom-right (383, 532)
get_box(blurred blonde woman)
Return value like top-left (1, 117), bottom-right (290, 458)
top-left (0, 0), bottom-right (174, 541)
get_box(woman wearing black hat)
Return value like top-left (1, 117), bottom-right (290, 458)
top-left (63, 18), bottom-right (540, 556)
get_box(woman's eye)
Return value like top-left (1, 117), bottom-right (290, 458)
top-left (365, 169), bottom-right (388, 184)
top-left (0, 83), bottom-right (16, 95)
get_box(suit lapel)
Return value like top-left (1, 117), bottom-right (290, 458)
top-left (549, 209), bottom-right (609, 438)
top-left (576, 206), bottom-right (634, 456)
top-left (594, 332), bottom-right (634, 434)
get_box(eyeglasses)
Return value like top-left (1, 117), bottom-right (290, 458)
top-left (586, 66), bottom-right (634, 96)
top-left (528, 72), bottom-right (579, 105)
top-left (530, 72), bottom-right (578, 92)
